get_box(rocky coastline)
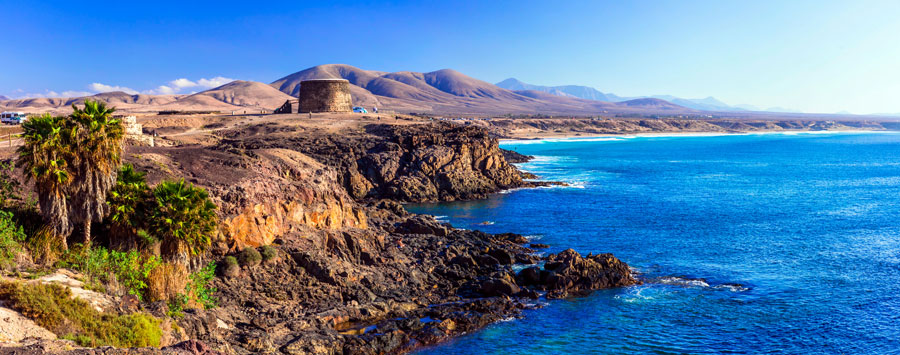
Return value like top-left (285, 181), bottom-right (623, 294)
top-left (2, 118), bottom-right (636, 354)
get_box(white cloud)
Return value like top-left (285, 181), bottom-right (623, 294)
top-left (196, 76), bottom-right (233, 88)
top-left (12, 75), bottom-right (236, 99)
top-left (8, 90), bottom-right (61, 99)
top-left (143, 85), bottom-right (177, 95)
top-left (61, 90), bottom-right (94, 97)
top-left (89, 83), bottom-right (138, 95)
top-left (142, 76), bottom-right (234, 95)
top-left (169, 78), bottom-right (198, 89)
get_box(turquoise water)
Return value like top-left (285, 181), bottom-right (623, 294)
top-left (408, 132), bottom-right (900, 354)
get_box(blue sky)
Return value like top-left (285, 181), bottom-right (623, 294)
top-left (2, 0), bottom-right (900, 114)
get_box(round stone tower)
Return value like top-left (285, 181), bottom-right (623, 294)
top-left (298, 79), bottom-right (352, 113)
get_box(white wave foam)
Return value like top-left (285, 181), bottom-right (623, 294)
top-left (713, 284), bottom-right (749, 292)
top-left (501, 131), bottom-right (900, 146)
top-left (656, 276), bottom-right (710, 288)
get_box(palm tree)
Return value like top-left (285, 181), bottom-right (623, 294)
top-left (149, 180), bottom-right (217, 264)
top-left (16, 114), bottom-right (76, 244)
top-left (108, 164), bottom-right (153, 249)
top-left (68, 100), bottom-right (125, 247)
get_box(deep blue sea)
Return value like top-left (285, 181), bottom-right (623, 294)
top-left (407, 132), bottom-right (900, 355)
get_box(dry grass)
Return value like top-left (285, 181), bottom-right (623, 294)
top-left (0, 281), bottom-right (162, 348)
top-left (146, 262), bottom-right (187, 303)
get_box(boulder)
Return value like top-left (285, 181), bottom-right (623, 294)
top-left (540, 249), bottom-right (638, 298)
top-left (396, 215), bottom-right (449, 236)
top-left (516, 267), bottom-right (541, 286)
top-left (487, 249), bottom-right (513, 265)
top-left (479, 278), bottom-right (521, 297)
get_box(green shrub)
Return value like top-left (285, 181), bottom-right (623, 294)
top-left (149, 180), bottom-right (217, 263)
top-left (238, 247), bottom-right (261, 267)
top-left (166, 293), bottom-right (188, 319)
top-left (0, 210), bottom-right (26, 269)
top-left (220, 256), bottom-right (239, 278)
top-left (186, 262), bottom-right (217, 309)
top-left (0, 281), bottom-right (162, 348)
top-left (58, 246), bottom-right (161, 301)
top-left (260, 245), bottom-right (278, 262)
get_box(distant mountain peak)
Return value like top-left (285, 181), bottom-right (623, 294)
top-left (498, 78), bottom-right (755, 112)
top-left (495, 78), bottom-right (611, 102)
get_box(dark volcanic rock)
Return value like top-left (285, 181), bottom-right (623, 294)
top-left (396, 215), bottom-right (449, 236)
top-left (480, 277), bottom-right (521, 297)
top-left (501, 148), bottom-right (534, 163)
top-left (540, 249), bottom-right (638, 298)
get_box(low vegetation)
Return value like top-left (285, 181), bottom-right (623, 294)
top-left (0, 281), bottom-right (162, 348)
top-left (238, 247), bottom-right (262, 267)
top-left (0, 210), bottom-right (26, 269)
top-left (260, 245), bottom-right (278, 262)
top-left (57, 245), bottom-right (161, 300)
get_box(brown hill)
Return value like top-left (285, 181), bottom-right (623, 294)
top-left (164, 80), bottom-right (293, 111)
top-left (0, 92), bottom-right (184, 114)
top-left (618, 98), bottom-right (683, 109)
top-left (0, 81), bottom-right (292, 114)
top-left (270, 64), bottom-right (691, 115)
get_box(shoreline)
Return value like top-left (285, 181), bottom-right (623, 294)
top-left (498, 128), bottom-right (898, 143)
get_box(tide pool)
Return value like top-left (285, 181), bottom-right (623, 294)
top-left (408, 132), bottom-right (900, 354)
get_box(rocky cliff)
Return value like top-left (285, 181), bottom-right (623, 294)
top-left (218, 121), bottom-right (544, 202)
top-left (126, 145), bottom-right (368, 251)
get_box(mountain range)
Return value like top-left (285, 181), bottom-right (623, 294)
top-left (1, 64), bottom-right (691, 116)
top-left (495, 78), bottom-right (752, 112)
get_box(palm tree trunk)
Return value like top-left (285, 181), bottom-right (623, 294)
top-left (83, 219), bottom-right (91, 248)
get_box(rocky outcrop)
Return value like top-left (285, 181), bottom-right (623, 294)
top-left (219, 122), bottom-right (551, 202)
top-left (501, 148), bottom-right (533, 164)
top-left (518, 249), bottom-right (639, 299)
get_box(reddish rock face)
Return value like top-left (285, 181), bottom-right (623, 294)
top-left (127, 145), bottom-right (368, 252)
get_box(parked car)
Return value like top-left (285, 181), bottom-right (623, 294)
top-left (0, 112), bottom-right (27, 124)
top-left (352, 106), bottom-right (368, 113)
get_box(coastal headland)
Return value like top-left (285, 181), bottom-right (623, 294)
top-left (0, 112), bottom-right (637, 354)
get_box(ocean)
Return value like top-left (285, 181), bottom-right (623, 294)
top-left (407, 131), bottom-right (900, 354)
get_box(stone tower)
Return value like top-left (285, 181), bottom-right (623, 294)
top-left (298, 79), bottom-right (352, 113)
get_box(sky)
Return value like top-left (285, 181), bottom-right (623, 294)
top-left (2, 0), bottom-right (900, 114)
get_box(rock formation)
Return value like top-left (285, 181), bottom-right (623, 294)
top-left (219, 121), bottom-right (550, 203)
